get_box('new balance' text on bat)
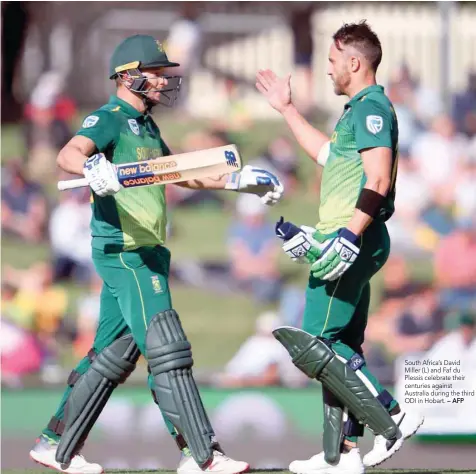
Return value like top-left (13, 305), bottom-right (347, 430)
top-left (57, 145), bottom-right (242, 191)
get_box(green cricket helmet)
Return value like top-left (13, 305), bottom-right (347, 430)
top-left (109, 34), bottom-right (182, 107)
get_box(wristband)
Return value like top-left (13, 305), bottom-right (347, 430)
top-left (225, 172), bottom-right (240, 190)
top-left (356, 188), bottom-right (384, 218)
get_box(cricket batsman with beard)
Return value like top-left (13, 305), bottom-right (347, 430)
top-left (256, 21), bottom-right (424, 473)
top-left (29, 34), bottom-right (283, 474)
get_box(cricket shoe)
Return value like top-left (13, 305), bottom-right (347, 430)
top-left (289, 448), bottom-right (364, 474)
top-left (177, 450), bottom-right (249, 474)
top-left (363, 411), bottom-right (425, 467)
top-left (29, 434), bottom-right (104, 474)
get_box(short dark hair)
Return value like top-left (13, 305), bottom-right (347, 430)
top-left (333, 20), bottom-right (382, 71)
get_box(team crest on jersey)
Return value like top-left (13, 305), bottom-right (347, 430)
top-left (151, 275), bottom-right (163, 294)
top-left (128, 119), bottom-right (140, 136)
top-left (366, 115), bottom-right (383, 134)
top-left (82, 115), bottom-right (99, 128)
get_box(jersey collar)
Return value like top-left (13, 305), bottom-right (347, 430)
top-left (108, 95), bottom-right (144, 118)
top-left (345, 85), bottom-right (384, 108)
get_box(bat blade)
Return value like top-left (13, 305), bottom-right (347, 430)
top-left (57, 145), bottom-right (242, 191)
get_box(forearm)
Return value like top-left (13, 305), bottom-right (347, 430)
top-left (282, 104), bottom-right (329, 163)
top-left (175, 173), bottom-right (229, 190)
top-left (347, 178), bottom-right (390, 236)
top-left (57, 145), bottom-right (90, 175)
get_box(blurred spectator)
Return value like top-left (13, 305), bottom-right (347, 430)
top-left (1, 160), bottom-right (47, 243)
top-left (424, 312), bottom-right (476, 362)
top-left (411, 114), bottom-right (468, 188)
top-left (228, 194), bottom-right (281, 304)
top-left (391, 64), bottom-right (443, 127)
top-left (49, 187), bottom-right (94, 282)
top-left (1, 320), bottom-right (43, 388)
top-left (1, 2), bottom-right (29, 122)
top-left (367, 286), bottom-right (442, 358)
top-left (73, 273), bottom-right (102, 359)
top-left (165, 130), bottom-right (228, 210)
top-left (453, 152), bottom-right (476, 226)
top-left (165, 3), bottom-right (203, 110)
top-left (386, 153), bottom-right (433, 256)
top-left (3, 262), bottom-right (69, 350)
top-left (452, 71), bottom-right (476, 138)
top-left (387, 82), bottom-right (421, 156)
top-left (214, 311), bottom-right (307, 388)
top-left (259, 137), bottom-right (299, 195)
top-left (24, 70), bottom-right (76, 179)
top-left (434, 220), bottom-right (476, 312)
top-left (410, 115), bottom-right (469, 246)
top-left (210, 74), bottom-right (253, 132)
top-left (290, 3), bottom-right (315, 115)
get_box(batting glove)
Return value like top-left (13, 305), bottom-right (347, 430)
top-left (275, 216), bottom-right (323, 264)
top-left (83, 153), bottom-right (121, 197)
top-left (226, 165), bottom-right (284, 206)
top-left (310, 228), bottom-right (360, 281)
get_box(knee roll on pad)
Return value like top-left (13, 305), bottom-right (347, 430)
top-left (273, 326), bottom-right (400, 442)
top-left (56, 334), bottom-right (140, 465)
top-left (146, 310), bottom-right (218, 469)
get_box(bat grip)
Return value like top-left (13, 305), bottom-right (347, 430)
top-left (57, 178), bottom-right (89, 191)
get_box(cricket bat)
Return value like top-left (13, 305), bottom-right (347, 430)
top-left (57, 145), bottom-right (242, 191)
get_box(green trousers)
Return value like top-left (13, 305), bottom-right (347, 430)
top-left (302, 221), bottom-right (397, 440)
top-left (43, 245), bottom-right (178, 442)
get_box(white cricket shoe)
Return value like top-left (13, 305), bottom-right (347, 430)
top-left (177, 450), bottom-right (249, 474)
top-left (289, 448), bottom-right (364, 474)
top-left (363, 411), bottom-right (425, 467)
top-left (29, 435), bottom-right (103, 474)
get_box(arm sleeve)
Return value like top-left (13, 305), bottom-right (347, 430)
top-left (76, 110), bottom-right (119, 152)
top-left (353, 100), bottom-right (394, 152)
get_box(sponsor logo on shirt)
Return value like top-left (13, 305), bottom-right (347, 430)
top-left (82, 115), bottom-right (99, 128)
top-left (128, 119), bottom-right (140, 136)
top-left (366, 115), bottom-right (383, 134)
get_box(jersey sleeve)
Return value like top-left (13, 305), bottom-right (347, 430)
top-left (353, 100), bottom-right (394, 152)
top-left (160, 138), bottom-right (172, 156)
top-left (76, 110), bottom-right (120, 152)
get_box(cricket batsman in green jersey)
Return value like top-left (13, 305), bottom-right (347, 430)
top-left (30, 34), bottom-right (284, 474)
top-left (256, 21), bottom-right (424, 473)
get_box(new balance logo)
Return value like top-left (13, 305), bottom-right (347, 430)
top-left (224, 150), bottom-right (239, 167)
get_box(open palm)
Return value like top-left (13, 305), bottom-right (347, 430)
top-left (256, 69), bottom-right (292, 113)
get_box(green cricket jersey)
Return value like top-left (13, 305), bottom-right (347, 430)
top-left (77, 96), bottom-right (170, 251)
top-left (317, 85), bottom-right (399, 234)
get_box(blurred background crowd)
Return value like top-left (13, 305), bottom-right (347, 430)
top-left (2, 1), bottom-right (476, 469)
top-left (2, 1), bottom-right (475, 390)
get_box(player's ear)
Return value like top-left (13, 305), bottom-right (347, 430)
top-left (118, 72), bottom-right (134, 89)
top-left (350, 56), bottom-right (360, 73)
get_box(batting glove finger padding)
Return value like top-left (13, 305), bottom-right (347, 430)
top-left (311, 229), bottom-right (360, 281)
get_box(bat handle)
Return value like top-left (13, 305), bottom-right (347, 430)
top-left (57, 178), bottom-right (89, 191)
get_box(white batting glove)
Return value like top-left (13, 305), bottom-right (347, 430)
top-left (83, 153), bottom-right (121, 197)
top-left (226, 165), bottom-right (284, 206)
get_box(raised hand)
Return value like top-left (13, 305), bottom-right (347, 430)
top-left (256, 69), bottom-right (292, 114)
